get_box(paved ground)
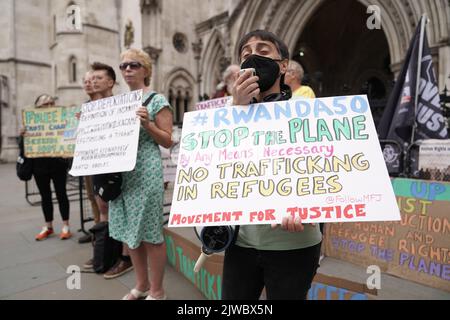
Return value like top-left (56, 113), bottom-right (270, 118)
top-left (0, 163), bottom-right (204, 300)
top-left (0, 163), bottom-right (448, 300)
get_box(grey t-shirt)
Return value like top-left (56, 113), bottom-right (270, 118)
top-left (236, 224), bottom-right (323, 251)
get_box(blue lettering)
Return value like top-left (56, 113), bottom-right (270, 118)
top-left (254, 105), bottom-right (272, 122)
top-left (295, 100), bottom-right (311, 118)
top-left (315, 99), bottom-right (334, 118)
top-left (214, 108), bottom-right (230, 127)
top-left (350, 96), bottom-right (369, 113)
top-left (333, 97), bottom-right (348, 115)
top-left (274, 102), bottom-right (292, 120)
top-left (232, 105), bottom-right (256, 125)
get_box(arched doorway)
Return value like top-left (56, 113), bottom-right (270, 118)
top-left (292, 0), bottom-right (393, 127)
top-left (163, 68), bottom-right (195, 125)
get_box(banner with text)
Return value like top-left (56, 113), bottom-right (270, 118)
top-left (23, 106), bottom-right (80, 158)
top-left (418, 140), bottom-right (450, 181)
top-left (195, 97), bottom-right (232, 111)
top-left (69, 90), bottom-right (142, 176)
top-left (324, 178), bottom-right (450, 292)
top-left (170, 95), bottom-right (401, 227)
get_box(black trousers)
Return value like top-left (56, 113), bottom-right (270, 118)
top-left (33, 159), bottom-right (70, 223)
top-left (222, 243), bottom-right (321, 300)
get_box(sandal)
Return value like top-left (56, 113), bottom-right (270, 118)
top-left (122, 288), bottom-right (149, 300)
top-left (145, 293), bottom-right (167, 300)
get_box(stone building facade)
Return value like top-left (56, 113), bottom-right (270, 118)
top-left (1, 0), bottom-right (449, 161)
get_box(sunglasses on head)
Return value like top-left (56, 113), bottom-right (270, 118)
top-left (119, 62), bottom-right (143, 70)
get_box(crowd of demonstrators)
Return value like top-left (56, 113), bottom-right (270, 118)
top-left (225, 30), bottom-right (322, 300)
top-left (284, 60), bottom-right (316, 99)
top-left (19, 27), bottom-right (328, 300)
top-left (109, 48), bottom-right (173, 300)
top-left (212, 64), bottom-right (240, 99)
top-left (20, 95), bottom-right (72, 241)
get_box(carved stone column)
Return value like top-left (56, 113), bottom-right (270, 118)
top-left (192, 39), bottom-right (203, 99)
top-left (143, 46), bottom-right (162, 91)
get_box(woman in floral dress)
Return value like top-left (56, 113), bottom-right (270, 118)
top-left (109, 48), bottom-right (173, 300)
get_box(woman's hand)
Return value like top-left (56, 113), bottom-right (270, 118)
top-left (20, 127), bottom-right (26, 137)
top-left (136, 106), bottom-right (151, 128)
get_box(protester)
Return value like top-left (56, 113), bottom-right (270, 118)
top-left (225, 30), bottom-right (323, 300)
top-left (78, 71), bottom-right (101, 244)
top-left (111, 48), bottom-right (173, 300)
top-left (213, 64), bottom-right (240, 98)
top-left (26, 95), bottom-right (72, 241)
top-left (81, 63), bottom-right (133, 280)
top-left (284, 60), bottom-right (316, 98)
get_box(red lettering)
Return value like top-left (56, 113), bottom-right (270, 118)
top-left (355, 204), bottom-right (366, 217)
top-left (300, 208), bottom-right (308, 220)
top-left (232, 211), bottom-right (243, 221)
top-left (310, 207), bottom-right (321, 219)
top-left (170, 214), bottom-right (181, 225)
top-left (287, 207), bottom-right (297, 218)
top-left (265, 209), bottom-right (276, 221)
top-left (343, 205), bottom-right (354, 219)
top-left (323, 207), bottom-right (334, 219)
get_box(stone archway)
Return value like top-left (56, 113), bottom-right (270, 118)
top-left (235, 0), bottom-right (431, 73)
top-left (163, 68), bottom-right (196, 124)
top-left (233, 0), bottom-right (424, 126)
top-left (200, 29), bottom-right (227, 99)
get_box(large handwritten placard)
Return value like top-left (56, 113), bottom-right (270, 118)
top-left (324, 178), bottom-right (450, 292)
top-left (69, 90), bottom-right (142, 176)
top-left (169, 95), bottom-right (400, 227)
top-left (22, 106), bottom-right (80, 158)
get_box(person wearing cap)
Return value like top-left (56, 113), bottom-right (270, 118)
top-left (28, 94), bottom-right (72, 241)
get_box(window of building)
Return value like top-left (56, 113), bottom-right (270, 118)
top-left (69, 56), bottom-right (77, 83)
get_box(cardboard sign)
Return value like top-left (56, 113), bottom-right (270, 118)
top-left (324, 178), bottom-right (450, 292)
top-left (69, 90), bottom-right (142, 176)
top-left (195, 97), bottom-right (232, 111)
top-left (169, 95), bottom-right (401, 227)
top-left (22, 106), bottom-right (80, 158)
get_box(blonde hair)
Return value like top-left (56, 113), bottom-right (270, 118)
top-left (34, 94), bottom-right (56, 108)
top-left (120, 48), bottom-right (153, 86)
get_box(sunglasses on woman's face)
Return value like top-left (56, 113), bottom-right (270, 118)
top-left (119, 62), bottom-right (143, 70)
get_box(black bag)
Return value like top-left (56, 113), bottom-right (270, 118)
top-left (93, 173), bottom-right (123, 202)
top-left (90, 222), bottom-right (122, 274)
top-left (16, 136), bottom-right (33, 181)
top-left (92, 93), bottom-right (158, 202)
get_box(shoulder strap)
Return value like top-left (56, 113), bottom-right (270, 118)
top-left (142, 93), bottom-right (157, 107)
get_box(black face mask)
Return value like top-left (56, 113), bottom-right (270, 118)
top-left (241, 55), bottom-right (282, 92)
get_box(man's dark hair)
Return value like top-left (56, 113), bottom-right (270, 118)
top-left (237, 30), bottom-right (290, 61)
top-left (91, 62), bottom-right (116, 83)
